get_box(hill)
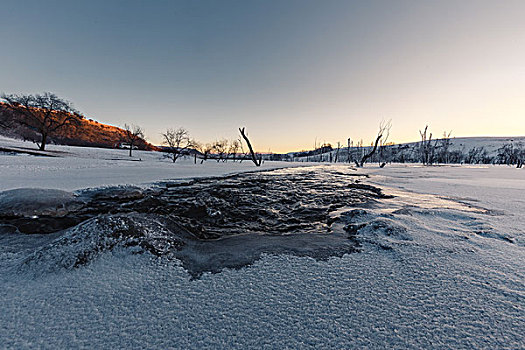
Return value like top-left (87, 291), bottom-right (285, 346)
top-left (286, 136), bottom-right (525, 165)
top-left (0, 103), bottom-right (156, 151)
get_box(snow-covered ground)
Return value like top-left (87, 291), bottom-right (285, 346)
top-left (0, 136), bottom-right (302, 191)
top-left (0, 138), bottom-right (524, 349)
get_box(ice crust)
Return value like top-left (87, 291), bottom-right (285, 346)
top-left (0, 188), bottom-right (84, 218)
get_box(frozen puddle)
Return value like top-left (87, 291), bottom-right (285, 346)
top-left (0, 166), bottom-right (390, 276)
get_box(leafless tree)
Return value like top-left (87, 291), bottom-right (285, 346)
top-left (518, 143), bottom-right (525, 168)
top-left (334, 142), bottom-right (341, 163)
top-left (465, 146), bottom-right (487, 164)
top-left (419, 125), bottom-right (437, 165)
top-left (0, 106), bottom-right (15, 131)
top-left (236, 136), bottom-right (248, 163)
top-left (212, 139), bottom-right (229, 162)
top-left (228, 139), bottom-right (241, 161)
top-left (122, 124), bottom-right (144, 157)
top-left (518, 146), bottom-right (524, 168)
top-left (0, 92), bottom-right (81, 150)
top-left (346, 138), bottom-right (351, 163)
top-left (377, 120), bottom-right (392, 164)
top-left (161, 127), bottom-right (194, 163)
top-left (195, 142), bottom-right (214, 163)
top-left (239, 127), bottom-right (262, 166)
top-left (437, 131), bottom-right (452, 163)
top-left (359, 120), bottom-right (391, 167)
top-left (497, 142), bottom-right (524, 166)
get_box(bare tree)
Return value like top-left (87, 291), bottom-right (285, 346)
top-left (359, 120), bottom-right (391, 167)
top-left (465, 146), bottom-right (487, 164)
top-left (377, 120), bottom-right (392, 164)
top-left (228, 139), bottom-right (241, 161)
top-left (518, 143), bottom-right (525, 168)
top-left (0, 106), bottom-right (14, 130)
top-left (212, 139), bottom-right (229, 162)
top-left (346, 138), bottom-right (351, 163)
top-left (236, 136), bottom-right (248, 163)
top-left (122, 124), bottom-right (144, 157)
top-left (195, 142), bottom-right (214, 163)
top-left (239, 127), bottom-right (262, 166)
top-left (518, 145), bottom-right (525, 168)
top-left (437, 131), bottom-right (452, 163)
top-left (0, 92), bottom-right (81, 150)
top-left (161, 127), bottom-right (194, 163)
top-left (496, 142), bottom-right (524, 166)
top-left (334, 142), bottom-right (341, 163)
top-left (419, 125), bottom-right (440, 165)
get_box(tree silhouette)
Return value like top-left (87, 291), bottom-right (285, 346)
top-left (0, 92), bottom-right (81, 151)
top-left (161, 127), bottom-right (195, 163)
top-left (359, 120), bottom-right (391, 167)
top-left (123, 124), bottom-right (145, 157)
top-left (239, 127), bottom-right (261, 166)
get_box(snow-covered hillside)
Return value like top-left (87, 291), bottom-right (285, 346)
top-left (393, 136), bottom-right (525, 162)
top-left (291, 136), bottom-right (525, 164)
top-left (391, 136), bottom-right (525, 153)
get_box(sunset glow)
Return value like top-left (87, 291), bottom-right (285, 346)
top-left (2, 0), bottom-right (524, 152)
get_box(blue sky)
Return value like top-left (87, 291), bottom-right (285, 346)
top-left (2, 0), bottom-right (524, 151)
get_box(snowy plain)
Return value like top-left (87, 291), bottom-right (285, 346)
top-left (0, 137), bottom-right (524, 349)
top-left (0, 136), bottom-right (303, 191)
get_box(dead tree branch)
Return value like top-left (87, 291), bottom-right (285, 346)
top-left (239, 127), bottom-right (261, 166)
top-left (359, 119), bottom-right (391, 167)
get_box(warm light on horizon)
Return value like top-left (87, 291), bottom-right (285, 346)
top-left (2, 0), bottom-right (524, 153)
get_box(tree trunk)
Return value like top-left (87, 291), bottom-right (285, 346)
top-left (39, 133), bottom-right (48, 151)
top-left (239, 127), bottom-right (261, 166)
top-left (129, 141), bottom-right (133, 157)
top-left (359, 134), bottom-right (381, 167)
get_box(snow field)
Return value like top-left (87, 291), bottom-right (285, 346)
top-left (0, 136), bottom-right (524, 349)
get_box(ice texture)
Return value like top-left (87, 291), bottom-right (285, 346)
top-left (5, 167), bottom-right (379, 276)
top-left (0, 188), bottom-right (84, 218)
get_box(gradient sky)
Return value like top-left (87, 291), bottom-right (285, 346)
top-left (2, 0), bottom-right (524, 152)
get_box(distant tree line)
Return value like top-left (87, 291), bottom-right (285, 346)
top-left (271, 123), bottom-right (524, 168)
top-left (283, 140), bottom-right (524, 167)
top-left (2, 93), bottom-right (522, 168)
top-left (157, 126), bottom-right (262, 166)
